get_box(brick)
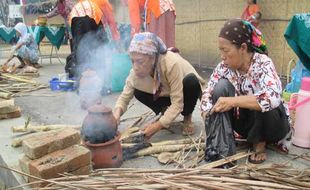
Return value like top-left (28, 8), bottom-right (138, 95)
top-left (0, 108), bottom-right (21, 120)
top-left (23, 128), bottom-right (81, 159)
top-left (28, 164), bottom-right (91, 188)
top-left (0, 105), bottom-right (19, 114)
top-left (71, 164), bottom-right (92, 175)
top-left (28, 145), bottom-right (91, 179)
top-left (19, 155), bottom-right (32, 182)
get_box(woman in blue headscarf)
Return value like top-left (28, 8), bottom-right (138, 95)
top-left (3, 23), bottom-right (40, 68)
top-left (114, 32), bottom-right (205, 139)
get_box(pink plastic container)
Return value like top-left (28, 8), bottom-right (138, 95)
top-left (289, 77), bottom-right (310, 148)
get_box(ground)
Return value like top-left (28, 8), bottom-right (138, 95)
top-left (0, 43), bottom-right (309, 189)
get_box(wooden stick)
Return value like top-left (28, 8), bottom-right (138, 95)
top-left (11, 124), bottom-right (81, 133)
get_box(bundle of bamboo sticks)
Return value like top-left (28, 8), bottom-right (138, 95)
top-left (0, 73), bottom-right (48, 96)
top-left (4, 155), bottom-right (309, 190)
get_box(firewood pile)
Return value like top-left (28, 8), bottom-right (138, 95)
top-left (0, 72), bottom-right (47, 97)
top-left (2, 153), bottom-right (309, 190)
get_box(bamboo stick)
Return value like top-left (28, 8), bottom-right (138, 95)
top-left (151, 138), bottom-right (200, 146)
top-left (0, 165), bottom-right (83, 190)
top-left (120, 127), bottom-right (140, 140)
top-left (163, 152), bottom-right (251, 179)
top-left (11, 124), bottom-right (81, 133)
top-left (251, 172), bottom-right (310, 188)
top-left (146, 176), bottom-right (194, 190)
top-left (185, 176), bottom-right (297, 189)
top-left (4, 158), bottom-right (309, 190)
top-left (1, 73), bottom-right (38, 84)
top-left (189, 180), bottom-right (238, 190)
top-left (133, 144), bottom-right (204, 157)
top-left (0, 92), bottom-right (12, 99)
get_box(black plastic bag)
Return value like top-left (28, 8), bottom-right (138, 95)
top-left (204, 112), bottom-right (236, 167)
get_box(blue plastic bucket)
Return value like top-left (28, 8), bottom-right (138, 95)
top-left (49, 78), bottom-right (77, 91)
top-left (111, 53), bottom-right (132, 92)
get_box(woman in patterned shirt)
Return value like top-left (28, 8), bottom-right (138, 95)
top-left (201, 19), bottom-right (290, 164)
top-left (3, 23), bottom-right (39, 69)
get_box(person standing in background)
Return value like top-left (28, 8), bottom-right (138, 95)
top-left (241, 0), bottom-right (260, 20)
top-left (42, 0), bottom-right (75, 50)
top-left (90, 0), bottom-right (120, 41)
top-left (66, 0), bottom-right (108, 78)
top-left (247, 11), bottom-right (262, 28)
top-left (127, 0), bottom-right (176, 48)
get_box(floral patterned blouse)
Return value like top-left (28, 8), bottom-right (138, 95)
top-left (200, 52), bottom-right (282, 113)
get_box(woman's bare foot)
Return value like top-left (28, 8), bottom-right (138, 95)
top-left (182, 114), bottom-right (195, 135)
top-left (249, 141), bottom-right (267, 164)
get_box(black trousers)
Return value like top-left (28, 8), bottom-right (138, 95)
top-left (210, 79), bottom-right (290, 144)
top-left (71, 16), bottom-right (99, 53)
top-left (134, 73), bottom-right (201, 116)
top-left (66, 16), bottom-right (100, 78)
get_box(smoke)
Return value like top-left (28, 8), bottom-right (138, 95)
top-left (76, 30), bottom-right (111, 89)
top-left (73, 26), bottom-right (131, 143)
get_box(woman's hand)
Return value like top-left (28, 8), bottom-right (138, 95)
top-left (142, 121), bottom-right (163, 139)
top-left (211, 97), bottom-right (236, 113)
top-left (113, 107), bottom-right (123, 125)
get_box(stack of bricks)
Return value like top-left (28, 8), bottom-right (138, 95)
top-left (19, 128), bottom-right (91, 185)
top-left (0, 98), bottom-right (21, 120)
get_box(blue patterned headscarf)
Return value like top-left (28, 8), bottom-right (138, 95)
top-left (129, 32), bottom-right (167, 100)
top-left (128, 32), bottom-right (167, 56)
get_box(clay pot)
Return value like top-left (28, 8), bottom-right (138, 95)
top-left (84, 132), bottom-right (123, 169)
top-left (79, 70), bottom-right (103, 110)
top-left (81, 104), bottom-right (117, 144)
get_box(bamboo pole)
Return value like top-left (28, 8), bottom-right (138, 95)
top-left (133, 144), bottom-right (204, 157)
top-left (1, 73), bottom-right (38, 84)
top-left (0, 92), bottom-right (12, 99)
top-left (185, 176), bottom-right (297, 189)
top-left (11, 124), bottom-right (81, 133)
